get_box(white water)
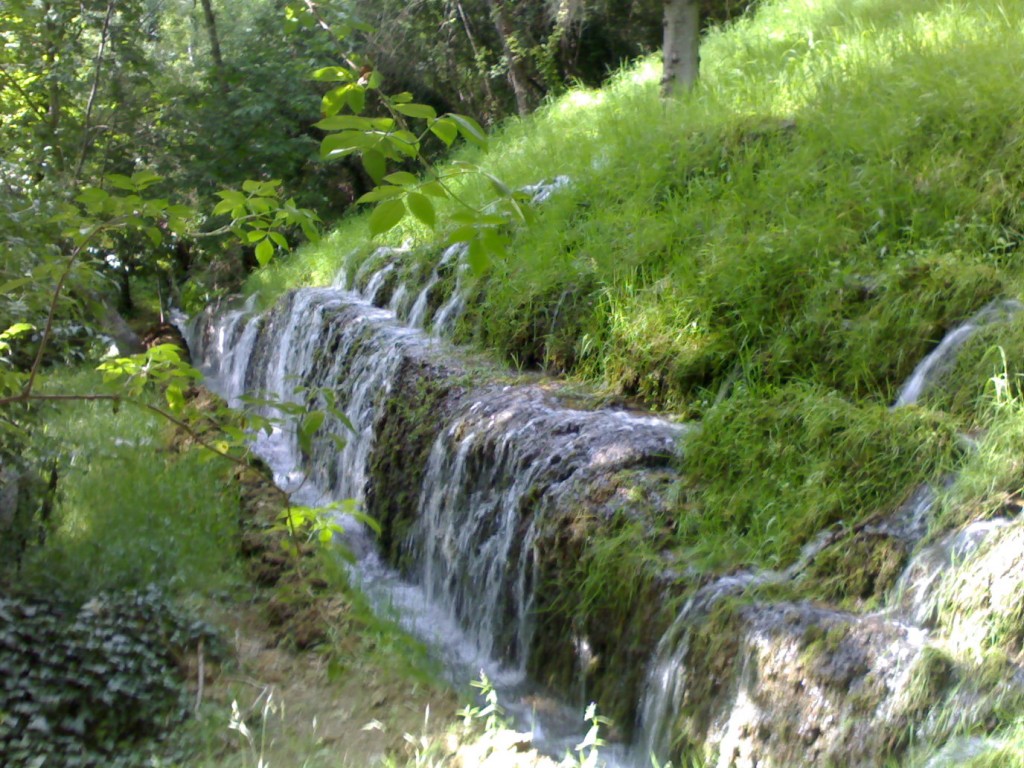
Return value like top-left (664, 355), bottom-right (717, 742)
top-left (350, 175), bottom-right (571, 338)
top-left (892, 299), bottom-right (1021, 407)
top-left (189, 275), bottom-right (682, 764)
top-left (191, 246), bottom-right (1024, 767)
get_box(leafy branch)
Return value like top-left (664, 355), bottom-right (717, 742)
top-left (293, 2), bottom-right (532, 274)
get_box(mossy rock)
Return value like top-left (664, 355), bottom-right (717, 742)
top-left (366, 357), bottom-right (462, 568)
top-left (527, 474), bottom-right (680, 735)
top-left (679, 383), bottom-right (960, 569)
top-left (805, 532), bottom-right (909, 608)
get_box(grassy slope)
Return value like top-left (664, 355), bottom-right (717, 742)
top-left (256, 0), bottom-right (1024, 412)
top-left (248, 2), bottom-right (1024, 760)
top-left (252, 0), bottom-right (1024, 561)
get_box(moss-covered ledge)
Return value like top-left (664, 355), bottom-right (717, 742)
top-left (366, 354), bottom-right (466, 570)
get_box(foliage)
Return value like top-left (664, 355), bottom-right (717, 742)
top-left (7, 372), bottom-right (243, 600)
top-left (458, 673), bottom-right (505, 733)
top-left (0, 586), bottom-right (223, 768)
top-left (572, 702), bottom-right (613, 768)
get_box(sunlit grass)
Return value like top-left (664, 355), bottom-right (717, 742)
top-left (247, 0), bottom-right (1024, 572)
top-left (19, 369), bottom-right (242, 601)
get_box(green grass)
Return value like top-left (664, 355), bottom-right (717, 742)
top-left (18, 370), bottom-right (243, 602)
top-left (240, 0), bottom-right (1024, 574)
top-left (253, 0), bottom-right (1024, 413)
top-left (679, 383), bottom-right (961, 568)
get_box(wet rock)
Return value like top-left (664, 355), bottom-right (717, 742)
top-left (142, 321), bottom-right (192, 364)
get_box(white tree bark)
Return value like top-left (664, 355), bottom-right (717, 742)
top-left (661, 0), bottom-right (700, 96)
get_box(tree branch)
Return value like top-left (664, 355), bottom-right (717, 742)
top-left (0, 64), bottom-right (48, 120)
top-left (73, 0), bottom-right (116, 184)
top-left (21, 223), bottom-right (109, 399)
top-left (0, 390), bottom-right (272, 481)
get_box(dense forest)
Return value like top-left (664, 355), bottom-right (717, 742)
top-left (7, 0), bottom-right (1024, 766)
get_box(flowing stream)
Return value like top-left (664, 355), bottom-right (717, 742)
top-left (188, 241), bottom-right (681, 763)
top-left (190, 252), bottom-right (1024, 767)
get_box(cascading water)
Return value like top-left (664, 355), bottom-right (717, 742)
top-left (630, 301), bottom-right (1024, 767)
top-left (188, 243), bottom-right (682, 761)
top-left (413, 387), bottom-right (685, 674)
top-left (190, 218), bottom-right (1024, 767)
top-left (892, 299), bottom-right (1021, 408)
top-left (346, 176), bottom-right (570, 338)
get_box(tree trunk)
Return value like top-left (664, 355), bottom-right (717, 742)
top-left (453, 0), bottom-right (498, 116)
top-left (487, 0), bottom-right (532, 116)
top-left (41, 2), bottom-right (65, 176)
top-left (197, 0), bottom-right (226, 86)
top-left (74, 0), bottom-right (115, 183)
top-left (661, 0), bottom-right (700, 96)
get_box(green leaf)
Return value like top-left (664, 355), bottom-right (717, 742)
top-left (467, 238), bottom-right (491, 275)
top-left (144, 227), bottom-right (162, 247)
top-left (269, 231), bottom-right (289, 249)
top-left (130, 170), bottom-right (163, 189)
top-left (76, 187), bottom-right (110, 206)
top-left (406, 193), bottom-right (436, 229)
top-left (165, 384), bottom-right (185, 413)
top-left (0, 323), bottom-right (35, 340)
top-left (394, 102), bottom-right (437, 119)
top-left (167, 204), bottom-right (194, 218)
top-left (254, 238), bottom-right (274, 267)
top-left (0, 277), bottom-right (32, 294)
top-left (216, 189), bottom-right (247, 204)
top-left (346, 85), bottom-right (366, 115)
top-left (321, 86), bottom-right (348, 117)
top-left (369, 198), bottom-right (406, 237)
top-left (106, 174), bottom-right (135, 190)
top-left (311, 66), bottom-right (354, 82)
top-left (349, 508), bottom-right (382, 536)
top-left (428, 118), bottom-right (458, 147)
top-left (481, 228), bottom-right (508, 258)
top-left (449, 209), bottom-right (505, 226)
top-left (447, 225), bottom-right (478, 244)
top-left (299, 411), bottom-right (325, 456)
top-left (384, 132), bottom-right (419, 158)
top-left (383, 171), bottom-right (418, 187)
top-left (391, 92), bottom-right (414, 104)
top-left (355, 185), bottom-right (405, 204)
top-left (362, 149), bottom-right (387, 184)
top-left (301, 219), bottom-right (321, 242)
top-left (449, 114), bottom-right (488, 148)
top-left (393, 129), bottom-right (420, 148)
top-left (212, 199), bottom-right (235, 216)
top-left (313, 114), bottom-right (381, 132)
top-left (246, 229), bottom-right (267, 243)
top-left (321, 131), bottom-right (381, 159)
top-left (420, 181), bottom-right (449, 199)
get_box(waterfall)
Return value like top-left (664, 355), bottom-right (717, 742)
top-left (413, 387), bottom-right (684, 674)
top-left (892, 299), bottom-right (1021, 407)
top-left (188, 270), bottom-right (683, 760)
top-left (405, 243), bottom-right (465, 331)
top-left (346, 175), bottom-right (571, 337)
top-left (190, 236), bottom-right (1024, 767)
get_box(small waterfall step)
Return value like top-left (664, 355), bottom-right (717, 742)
top-left (188, 282), bottom-right (685, 765)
